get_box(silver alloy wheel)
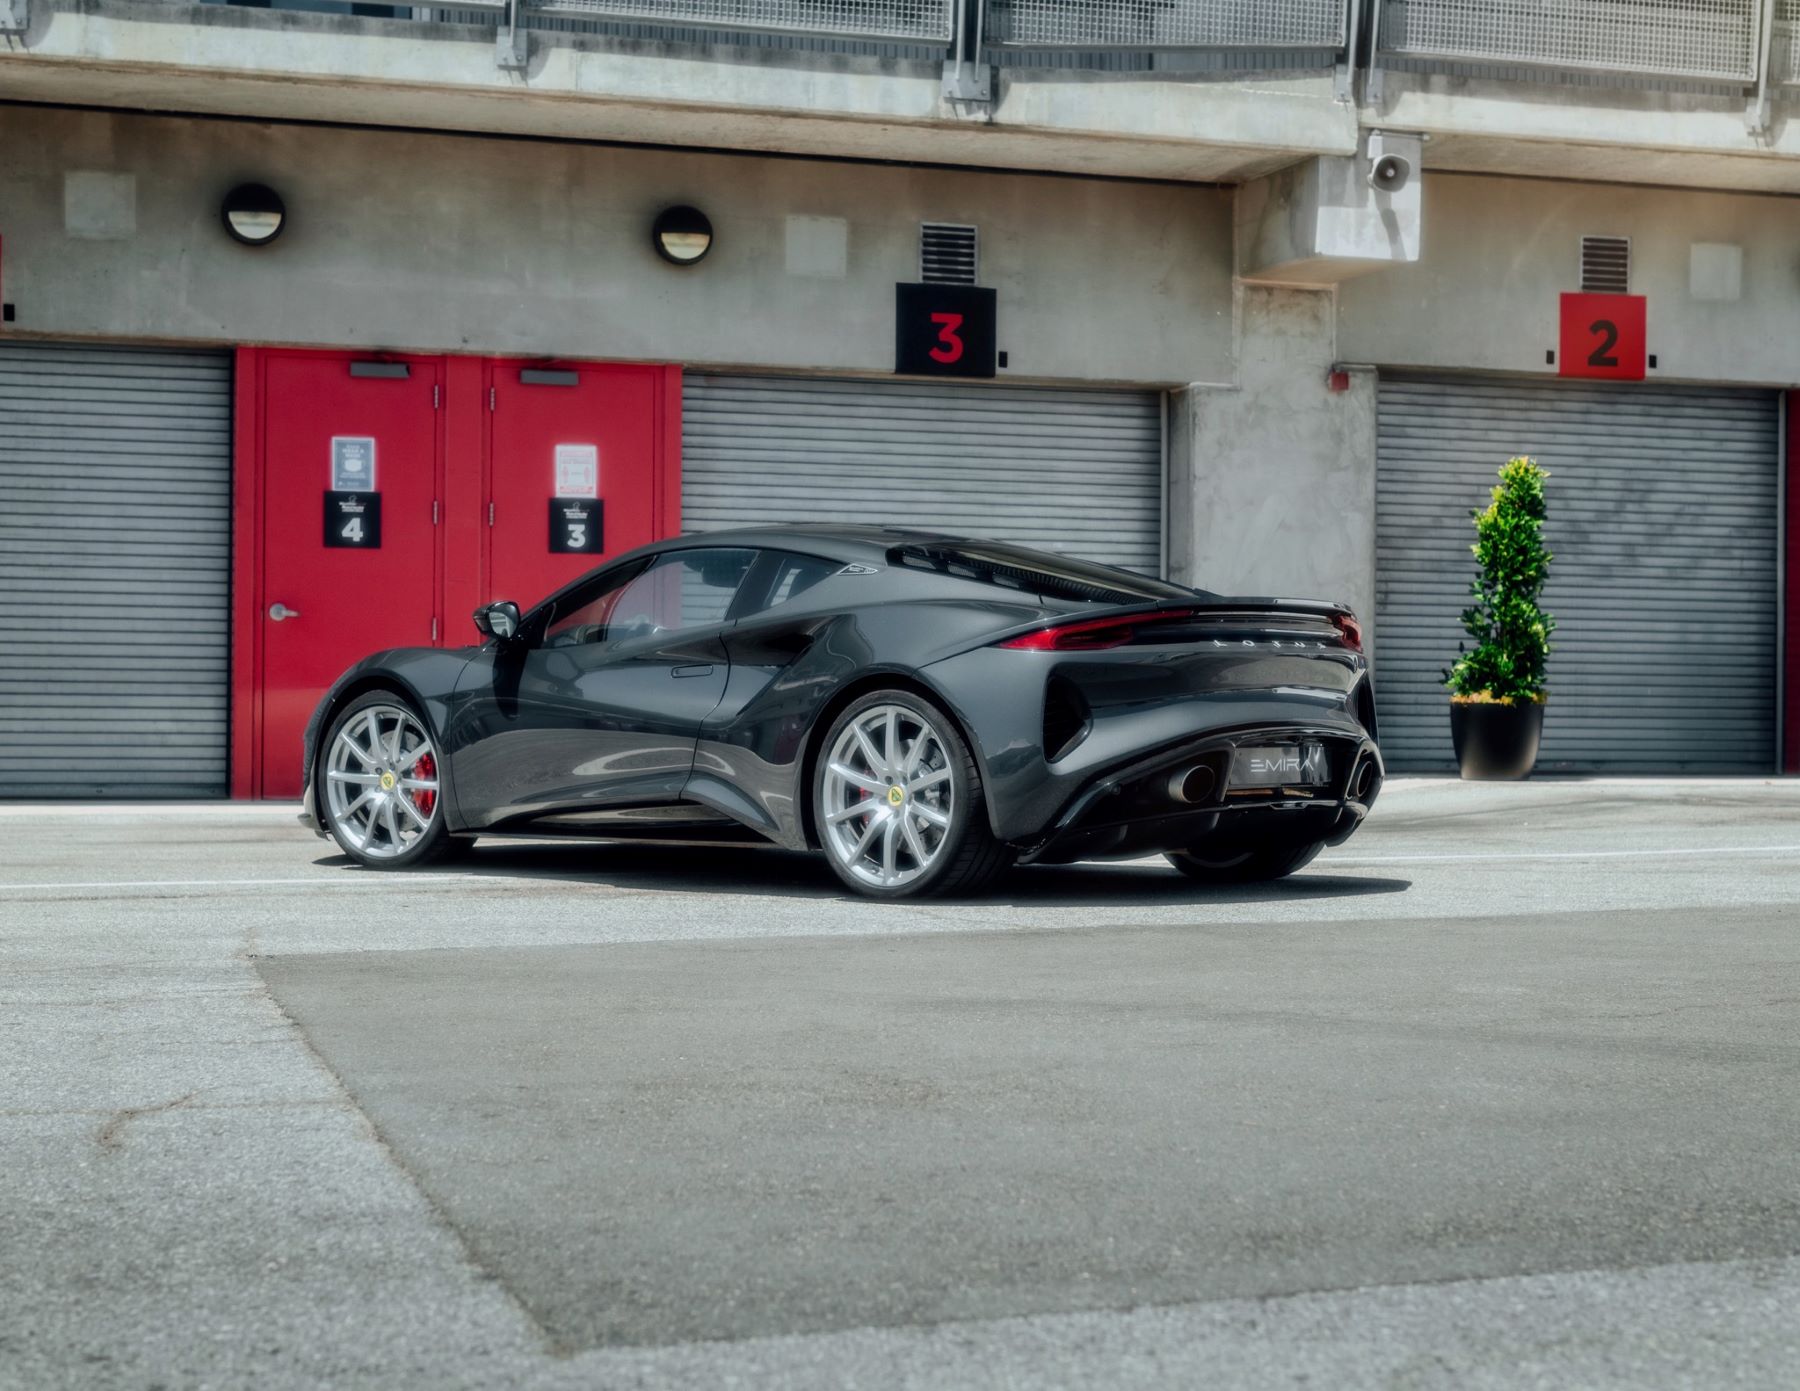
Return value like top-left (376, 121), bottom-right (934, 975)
top-left (821, 703), bottom-right (956, 889)
top-left (324, 704), bottom-right (441, 860)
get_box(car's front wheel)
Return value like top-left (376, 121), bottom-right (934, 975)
top-left (318, 691), bottom-right (460, 869)
top-left (1165, 841), bottom-right (1324, 883)
top-left (813, 691), bottom-right (1013, 900)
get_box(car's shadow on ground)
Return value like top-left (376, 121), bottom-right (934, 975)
top-left (314, 841), bottom-right (1411, 907)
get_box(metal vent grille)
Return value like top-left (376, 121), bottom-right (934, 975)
top-left (1580, 236), bottom-right (1631, 293)
top-left (920, 223), bottom-right (978, 284)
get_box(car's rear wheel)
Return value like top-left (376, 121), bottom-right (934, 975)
top-left (319, 691), bottom-right (460, 869)
top-left (1165, 841), bottom-right (1324, 883)
top-left (814, 691), bottom-right (1013, 900)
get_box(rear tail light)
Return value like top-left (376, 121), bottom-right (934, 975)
top-left (997, 613), bottom-right (1160, 651)
top-left (999, 607), bottom-right (1363, 653)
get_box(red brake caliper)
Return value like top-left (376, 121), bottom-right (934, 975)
top-left (411, 752), bottom-right (437, 819)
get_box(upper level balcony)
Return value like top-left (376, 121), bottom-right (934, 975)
top-left (3, 0), bottom-right (1800, 189)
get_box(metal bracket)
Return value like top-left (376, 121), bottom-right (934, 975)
top-left (1746, 0), bottom-right (1778, 136)
top-left (1335, 0), bottom-right (1362, 102)
top-left (941, 0), bottom-right (992, 106)
top-left (941, 59), bottom-right (993, 104)
top-left (496, 0), bottom-right (528, 72)
top-left (1747, 88), bottom-right (1772, 136)
top-left (1, 0), bottom-right (29, 35)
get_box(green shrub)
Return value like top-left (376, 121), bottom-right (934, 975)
top-left (1445, 456), bottom-right (1555, 705)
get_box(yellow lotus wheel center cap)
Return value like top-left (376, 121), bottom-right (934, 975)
top-left (379, 772), bottom-right (397, 791)
top-left (887, 785), bottom-right (906, 806)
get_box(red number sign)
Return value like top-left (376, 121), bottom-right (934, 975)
top-left (1559, 293), bottom-right (1646, 381)
top-left (894, 283), bottom-right (996, 378)
top-left (928, 312), bottom-right (965, 364)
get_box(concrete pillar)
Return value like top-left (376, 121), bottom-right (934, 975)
top-left (1167, 285), bottom-right (1378, 639)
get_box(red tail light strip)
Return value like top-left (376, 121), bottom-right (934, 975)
top-left (996, 612), bottom-right (1176, 651)
top-left (1000, 607), bottom-right (1364, 654)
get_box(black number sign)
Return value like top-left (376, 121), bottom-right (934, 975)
top-left (549, 498), bottom-right (604, 554)
top-left (324, 491), bottom-right (382, 548)
top-left (895, 283), bottom-right (997, 379)
top-left (1587, 319), bottom-right (1620, 368)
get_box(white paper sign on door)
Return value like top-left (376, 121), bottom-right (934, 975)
top-left (554, 443), bottom-right (599, 499)
top-left (331, 436), bottom-right (377, 492)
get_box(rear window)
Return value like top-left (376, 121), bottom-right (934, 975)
top-left (889, 541), bottom-right (1203, 605)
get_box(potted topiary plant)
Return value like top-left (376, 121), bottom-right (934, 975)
top-left (1444, 456), bottom-right (1555, 780)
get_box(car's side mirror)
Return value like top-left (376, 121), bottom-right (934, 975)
top-left (473, 601), bottom-right (523, 642)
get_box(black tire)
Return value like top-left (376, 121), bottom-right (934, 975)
top-left (812, 689), bottom-right (1014, 900)
top-left (316, 690), bottom-right (463, 870)
top-left (1165, 840), bottom-right (1324, 884)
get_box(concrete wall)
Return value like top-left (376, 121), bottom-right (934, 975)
top-left (1169, 287), bottom-right (1378, 624)
top-left (1339, 172), bottom-right (1800, 385)
top-left (0, 106), bottom-right (1234, 385)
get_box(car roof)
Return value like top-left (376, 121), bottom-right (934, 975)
top-left (655, 524), bottom-right (969, 563)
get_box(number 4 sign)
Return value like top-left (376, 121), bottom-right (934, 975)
top-left (1559, 293), bottom-right (1647, 381)
top-left (324, 491), bottom-right (382, 548)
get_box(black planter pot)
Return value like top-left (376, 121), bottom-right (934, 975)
top-left (1450, 699), bottom-right (1545, 780)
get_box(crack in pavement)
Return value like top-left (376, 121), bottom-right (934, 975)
top-left (95, 1092), bottom-right (198, 1151)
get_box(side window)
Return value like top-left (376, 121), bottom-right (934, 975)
top-left (738, 551), bottom-right (841, 620)
top-left (542, 565), bottom-right (641, 649)
top-left (545, 548), bottom-right (754, 648)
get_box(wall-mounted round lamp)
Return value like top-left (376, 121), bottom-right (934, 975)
top-left (652, 205), bottom-right (713, 266)
top-left (221, 183), bottom-right (287, 246)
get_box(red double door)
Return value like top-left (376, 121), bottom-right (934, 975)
top-left (235, 349), bottom-right (681, 798)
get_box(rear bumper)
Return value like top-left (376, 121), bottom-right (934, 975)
top-left (924, 640), bottom-right (1373, 844)
top-left (1019, 725), bottom-right (1383, 865)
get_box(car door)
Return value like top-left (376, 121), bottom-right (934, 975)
top-left (446, 547), bottom-right (755, 827)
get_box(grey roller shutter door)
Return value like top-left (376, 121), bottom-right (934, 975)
top-left (1376, 374), bottom-right (1778, 773)
top-left (0, 342), bottom-right (233, 797)
top-left (682, 375), bottom-right (1164, 575)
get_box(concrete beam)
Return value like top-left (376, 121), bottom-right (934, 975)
top-left (1371, 70), bottom-right (1800, 195)
top-left (0, 1), bottom-right (1354, 183)
top-left (1237, 135), bottom-right (1422, 286)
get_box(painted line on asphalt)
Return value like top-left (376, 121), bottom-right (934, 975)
top-left (1326, 844), bottom-right (1800, 865)
top-left (0, 804), bottom-right (301, 818)
top-left (8, 842), bottom-right (1799, 893)
top-left (0, 874), bottom-right (493, 895)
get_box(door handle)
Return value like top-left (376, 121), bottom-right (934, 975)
top-left (671, 664), bottom-right (715, 679)
top-left (268, 603), bottom-right (301, 622)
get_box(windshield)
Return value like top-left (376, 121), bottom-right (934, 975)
top-left (888, 540), bottom-right (1208, 606)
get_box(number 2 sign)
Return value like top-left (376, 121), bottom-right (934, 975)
top-left (895, 283), bottom-right (997, 379)
top-left (1559, 293), bottom-right (1647, 381)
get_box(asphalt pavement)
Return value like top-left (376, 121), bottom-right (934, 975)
top-left (5, 778), bottom-right (1800, 1388)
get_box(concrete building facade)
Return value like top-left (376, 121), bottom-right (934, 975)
top-left (1, 0), bottom-right (1796, 794)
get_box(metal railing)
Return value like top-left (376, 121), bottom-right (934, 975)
top-left (186, 0), bottom-right (1800, 95)
top-left (1377, 0), bottom-right (1763, 84)
top-left (984, 0), bottom-right (1346, 51)
top-left (1775, 0), bottom-right (1800, 80)
top-left (531, 0), bottom-right (954, 43)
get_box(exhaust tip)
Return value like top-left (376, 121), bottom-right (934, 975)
top-left (1352, 760), bottom-right (1377, 801)
top-left (1168, 764), bottom-right (1216, 806)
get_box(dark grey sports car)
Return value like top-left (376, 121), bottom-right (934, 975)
top-left (300, 526), bottom-right (1381, 898)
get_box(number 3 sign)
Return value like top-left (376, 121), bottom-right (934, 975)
top-left (1559, 293), bottom-right (1647, 381)
top-left (549, 498), bottom-right (604, 554)
top-left (895, 283), bottom-right (997, 379)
